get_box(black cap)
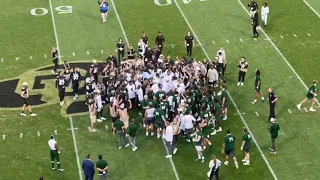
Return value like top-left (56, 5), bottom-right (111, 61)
top-left (50, 135), bottom-right (55, 139)
top-left (158, 31), bottom-right (162, 33)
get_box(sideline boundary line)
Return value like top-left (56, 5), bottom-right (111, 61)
top-left (237, 0), bottom-right (320, 106)
top-left (69, 116), bottom-right (83, 180)
top-left (303, 0), bottom-right (320, 18)
top-left (110, 0), bottom-right (180, 180)
top-left (172, 0), bottom-right (278, 180)
top-left (49, 0), bottom-right (62, 63)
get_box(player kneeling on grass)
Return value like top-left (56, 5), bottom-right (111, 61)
top-left (20, 82), bottom-right (36, 116)
top-left (98, 0), bottom-right (109, 23)
top-left (297, 80), bottom-right (318, 112)
top-left (240, 127), bottom-right (251, 165)
top-left (222, 130), bottom-right (239, 169)
top-left (48, 135), bottom-right (63, 172)
top-left (191, 126), bottom-right (205, 163)
top-left (155, 105), bottom-right (166, 139)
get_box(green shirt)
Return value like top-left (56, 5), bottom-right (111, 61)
top-left (142, 100), bottom-right (148, 109)
top-left (307, 84), bottom-right (317, 98)
top-left (96, 160), bottom-right (108, 174)
top-left (114, 120), bottom-right (124, 131)
top-left (269, 123), bottom-right (280, 138)
top-left (154, 109), bottom-right (164, 123)
top-left (224, 134), bottom-right (235, 150)
top-left (220, 90), bottom-right (228, 106)
top-left (200, 110), bottom-right (209, 119)
top-left (184, 105), bottom-right (192, 114)
top-left (192, 131), bottom-right (202, 146)
top-left (147, 100), bottom-right (157, 108)
top-left (214, 103), bottom-right (222, 119)
top-left (201, 122), bottom-right (209, 135)
top-left (242, 132), bottom-right (251, 148)
top-left (255, 76), bottom-right (261, 88)
top-left (127, 123), bottom-right (138, 137)
top-left (155, 90), bottom-right (166, 100)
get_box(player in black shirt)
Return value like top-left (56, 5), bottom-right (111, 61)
top-left (70, 67), bottom-right (81, 100)
top-left (107, 53), bottom-right (118, 67)
top-left (116, 38), bottom-right (125, 62)
top-left (128, 44), bottom-right (135, 60)
top-left (248, 0), bottom-right (259, 24)
top-left (252, 12), bottom-right (260, 38)
top-left (90, 60), bottom-right (99, 82)
top-left (20, 82), bottom-right (36, 116)
top-left (184, 32), bottom-right (194, 57)
top-left (142, 32), bottom-right (148, 45)
top-left (56, 72), bottom-right (66, 106)
top-left (51, 47), bottom-right (59, 74)
top-left (63, 60), bottom-right (72, 86)
top-left (268, 88), bottom-right (278, 122)
top-left (155, 31), bottom-right (165, 54)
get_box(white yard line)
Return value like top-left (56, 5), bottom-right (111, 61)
top-left (69, 116), bottom-right (83, 180)
top-left (225, 39), bottom-right (229, 43)
top-left (110, 0), bottom-right (129, 46)
top-left (48, 0), bottom-right (62, 63)
top-left (173, 0), bottom-right (278, 179)
top-left (303, 0), bottom-right (320, 18)
top-left (237, 0), bottom-right (320, 106)
top-left (111, 0), bottom-right (179, 179)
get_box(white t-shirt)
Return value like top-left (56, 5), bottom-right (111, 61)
top-left (146, 108), bottom-right (155, 118)
top-left (151, 84), bottom-right (159, 94)
top-left (136, 88), bottom-right (144, 101)
top-left (261, 6), bottom-right (269, 15)
top-left (183, 114), bottom-right (196, 129)
top-left (48, 139), bottom-right (56, 150)
top-left (126, 84), bottom-right (136, 99)
top-left (165, 125), bottom-right (173, 142)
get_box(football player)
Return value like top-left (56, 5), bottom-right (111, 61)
top-left (222, 130), bottom-right (239, 169)
top-left (70, 67), bottom-right (81, 100)
top-left (51, 47), bottom-right (59, 74)
top-left (90, 59), bottom-right (99, 82)
top-left (20, 82), bottom-right (36, 116)
top-left (56, 72), bottom-right (66, 106)
top-left (191, 126), bottom-right (205, 163)
top-left (248, 0), bottom-right (259, 25)
top-left (48, 135), bottom-right (64, 171)
top-left (297, 80), bottom-right (318, 112)
top-left (252, 69), bottom-right (265, 104)
top-left (98, 0), bottom-right (109, 23)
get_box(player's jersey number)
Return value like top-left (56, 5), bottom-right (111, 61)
top-left (30, 6), bottom-right (72, 16)
top-left (154, 0), bottom-right (207, 6)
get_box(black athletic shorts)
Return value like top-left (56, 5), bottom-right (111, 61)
top-left (22, 98), bottom-right (29, 105)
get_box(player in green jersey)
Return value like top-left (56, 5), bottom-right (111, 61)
top-left (211, 98), bottom-right (222, 136)
top-left (154, 105), bottom-right (166, 139)
top-left (297, 80), bottom-right (318, 112)
top-left (191, 126), bottom-right (205, 163)
top-left (200, 106), bottom-right (212, 150)
top-left (252, 69), bottom-right (265, 104)
top-left (155, 85), bottom-right (166, 102)
top-left (240, 127), bottom-right (251, 165)
top-left (141, 95), bottom-right (149, 128)
top-left (222, 130), bottom-right (239, 169)
top-left (219, 85), bottom-right (228, 120)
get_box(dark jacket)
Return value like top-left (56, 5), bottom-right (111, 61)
top-left (82, 159), bottom-right (95, 177)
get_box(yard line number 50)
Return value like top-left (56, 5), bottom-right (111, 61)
top-left (154, 0), bottom-right (207, 6)
top-left (30, 6), bottom-right (72, 16)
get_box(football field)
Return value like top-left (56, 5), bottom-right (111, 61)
top-left (1, 0), bottom-right (320, 179)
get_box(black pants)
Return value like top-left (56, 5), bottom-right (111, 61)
top-left (157, 44), bottom-right (163, 54)
top-left (118, 50), bottom-right (124, 62)
top-left (186, 46), bottom-right (192, 56)
top-left (238, 71), bottom-right (246, 82)
top-left (269, 103), bottom-right (276, 121)
top-left (129, 97), bottom-right (136, 111)
top-left (73, 83), bottom-right (79, 96)
top-left (93, 73), bottom-right (98, 82)
top-left (52, 59), bottom-right (58, 72)
top-left (217, 63), bottom-right (226, 77)
top-left (59, 88), bottom-right (65, 102)
top-left (173, 135), bottom-right (178, 149)
top-left (209, 167), bottom-right (219, 180)
top-left (253, 25), bottom-right (259, 37)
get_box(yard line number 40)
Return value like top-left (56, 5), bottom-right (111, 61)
top-left (30, 6), bottom-right (72, 16)
top-left (154, 0), bottom-right (207, 6)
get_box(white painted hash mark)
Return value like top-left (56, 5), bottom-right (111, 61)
top-left (72, 52), bottom-right (75, 56)
top-left (280, 35), bottom-right (284, 39)
top-left (44, 54), bottom-right (47, 58)
top-left (240, 39), bottom-right (243, 42)
top-left (1, 58), bottom-right (3, 62)
top-left (225, 39), bottom-right (229, 43)
top-left (69, 116), bottom-right (83, 180)
top-left (101, 50), bottom-right (104, 54)
top-left (15, 57), bottom-right (20, 61)
top-left (86, 51), bottom-right (90, 55)
top-left (304, 107), bottom-right (308, 112)
top-left (88, 127), bottom-right (91, 132)
top-left (171, 44), bottom-right (174, 48)
top-left (30, 56), bottom-right (33, 59)
top-left (54, 130), bottom-right (57, 135)
top-left (105, 125), bottom-right (108, 130)
top-left (254, 38), bottom-right (257, 41)
top-left (288, 109), bottom-right (292, 113)
top-left (255, 112), bottom-right (259, 116)
top-left (20, 133), bottom-right (23, 138)
top-left (212, 40), bottom-right (215, 44)
top-left (37, 131), bottom-right (40, 136)
top-left (174, 1), bottom-right (276, 179)
top-left (3, 135), bottom-right (5, 140)
top-left (307, 33), bottom-right (311, 36)
top-left (293, 34), bottom-right (297, 38)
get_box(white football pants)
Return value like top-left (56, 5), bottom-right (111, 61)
top-left (262, 14), bottom-right (268, 25)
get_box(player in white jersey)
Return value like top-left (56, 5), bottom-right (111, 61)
top-left (48, 135), bottom-right (64, 171)
top-left (261, 3), bottom-right (269, 26)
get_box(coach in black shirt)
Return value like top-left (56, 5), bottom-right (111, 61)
top-left (252, 12), bottom-right (259, 38)
top-left (268, 88), bottom-right (278, 122)
top-left (155, 31), bottom-right (165, 54)
top-left (185, 32), bottom-right (194, 57)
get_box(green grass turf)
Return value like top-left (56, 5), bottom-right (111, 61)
top-left (1, 0), bottom-right (320, 179)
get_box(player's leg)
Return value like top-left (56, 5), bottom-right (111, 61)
top-left (21, 104), bottom-right (26, 116)
top-left (223, 107), bottom-right (227, 120)
top-left (150, 121), bottom-right (154, 136)
top-left (50, 150), bottom-right (55, 170)
top-left (105, 11), bottom-right (108, 21)
top-left (27, 105), bottom-right (36, 116)
top-left (232, 153), bottom-right (239, 169)
top-left (189, 46), bottom-right (193, 57)
top-left (156, 123), bottom-right (161, 138)
top-left (310, 98), bottom-right (316, 111)
top-left (265, 15), bottom-right (268, 26)
top-left (224, 153), bottom-right (229, 166)
top-left (237, 71), bottom-right (242, 86)
top-left (101, 13), bottom-right (106, 22)
top-left (297, 97), bottom-right (308, 110)
top-left (56, 152), bottom-right (63, 171)
top-left (243, 147), bottom-right (250, 165)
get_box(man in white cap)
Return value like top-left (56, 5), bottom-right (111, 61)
top-left (20, 82), bottom-right (36, 116)
top-left (269, 118), bottom-right (280, 154)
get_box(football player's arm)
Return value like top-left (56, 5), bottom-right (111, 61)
top-left (271, 95), bottom-right (278, 104)
top-left (55, 143), bottom-right (60, 153)
top-left (241, 140), bottom-right (245, 150)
